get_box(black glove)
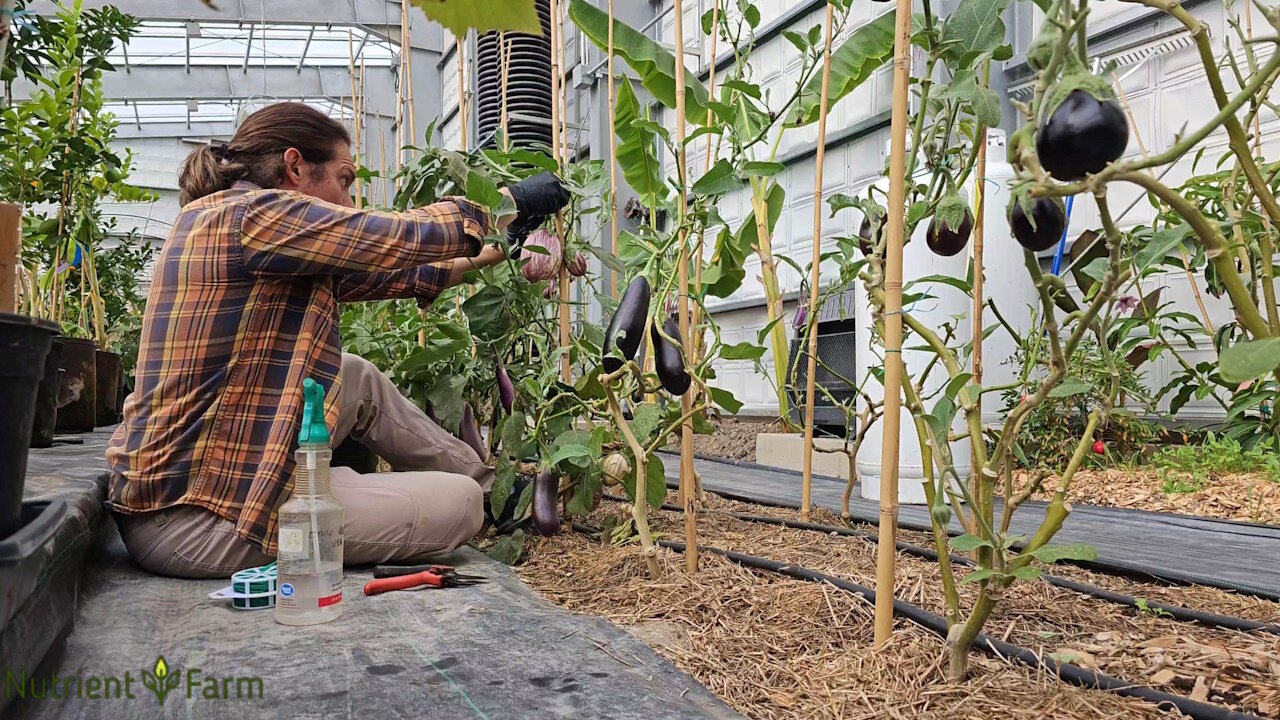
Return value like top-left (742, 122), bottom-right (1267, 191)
top-left (509, 172), bottom-right (571, 221)
top-left (505, 214), bottom-right (543, 256)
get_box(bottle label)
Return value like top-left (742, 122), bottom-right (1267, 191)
top-left (276, 522), bottom-right (344, 611)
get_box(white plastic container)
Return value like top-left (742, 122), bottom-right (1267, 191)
top-left (855, 139), bottom-right (973, 504)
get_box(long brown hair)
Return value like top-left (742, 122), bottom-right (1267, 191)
top-left (178, 102), bottom-right (351, 205)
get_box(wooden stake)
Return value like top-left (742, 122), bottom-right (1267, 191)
top-left (406, 31), bottom-right (417, 149)
top-left (456, 34), bottom-right (466, 149)
top-left (550, 0), bottom-right (571, 384)
top-left (0, 203), bottom-right (19, 314)
top-left (968, 125), bottom-right (987, 532)
top-left (690, 0), bottom-right (719, 371)
top-left (673, 0), bottom-right (699, 573)
top-left (348, 31), bottom-right (364, 209)
top-left (500, 32), bottom-right (512, 147)
top-left (874, 0), bottom-right (913, 648)
top-left (607, 0), bottom-right (619, 298)
top-left (800, 3), bottom-right (836, 523)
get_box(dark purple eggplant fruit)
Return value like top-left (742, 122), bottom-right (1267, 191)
top-left (1009, 197), bottom-right (1066, 252)
top-left (652, 315), bottom-right (691, 396)
top-left (460, 403), bottom-right (486, 461)
top-left (858, 214), bottom-right (883, 255)
top-left (496, 361), bottom-right (514, 415)
top-left (1036, 90), bottom-right (1128, 181)
top-left (531, 469), bottom-right (561, 536)
top-left (926, 210), bottom-right (973, 257)
top-left (603, 276), bottom-right (652, 373)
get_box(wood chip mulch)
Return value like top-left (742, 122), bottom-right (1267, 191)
top-left (517, 493), bottom-right (1280, 719)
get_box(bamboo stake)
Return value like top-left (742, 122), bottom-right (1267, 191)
top-left (800, 4), bottom-right (836, 522)
top-left (348, 31), bottom-right (364, 209)
top-left (456, 35), bottom-right (466, 149)
top-left (377, 104), bottom-right (389, 208)
top-left (396, 0), bottom-right (407, 178)
top-left (0, 203), bottom-right (19, 314)
top-left (607, 0), bottom-right (619, 298)
top-left (673, 0), bottom-right (699, 573)
top-left (500, 32), bottom-right (512, 147)
top-left (551, 0), bottom-right (571, 384)
top-left (690, 0), bottom-right (719, 382)
top-left (874, 0), bottom-right (913, 647)
top-left (967, 126), bottom-right (987, 533)
top-left (406, 31), bottom-right (417, 149)
top-left (1110, 73), bottom-right (1214, 333)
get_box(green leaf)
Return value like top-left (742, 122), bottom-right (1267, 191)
top-left (462, 284), bottom-right (508, 342)
top-left (794, 11), bottom-right (896, 126)
top-left (499, 412), bottom-right (533, 459)
top-left (1134, 223), bottom-right (1191, 274)
top-left (1048, 377), bottom-right (1093, 398)
top-left (949, 533), bottom-right (994, 551)
top-left (940, 68), bottom-right (1001, 127)
top-left (566, 469), bottom-right (602, 516)
top-left (408, 1), bottom-right (543, 38)
top-left (960, 567), bottom-right (997, 584)
top-left (692, 158), bottom-right (740, 195)
top-left (939, 0), bottom-right (1013, 67)
top-left (426, 374), bottom-right (467, 435)
top-left (549, 443), bottom-right (594, 467)
top-left (514, 477), bottom-right (535, 519)
top-left (903, 273), bottom-right (973, 295)
top-left (465, 169), bottom-right (503, 210)
top-left (1219, 337), bottom-right (1280, 383)
top-left (613, 78), bottom-right (664, 204)
top-left (1081, 256), bottom-right (1110, 284)
top-left (708, 386), bottom-right (744, 414)
top-left (1027, 543), bottom-right (1097, 563)
top-left (1009, 566), bottom-right (1043, 580)
top-left (742, 160), bottom-right (785, 177)
top-left (944, 372), bottom-right (974, 401)
top-left (631, 403), bottom-right (664, 444)
top-left (569, 0), bottom-right (710, 125)
top-left (645, 453), bottom-right (667, 509)
top-left (485, 529), bottom-right (527, 565)
top-left (490, 457), bottom-right (518, 519)
top-left (720, 341), bottom-right (767, 361)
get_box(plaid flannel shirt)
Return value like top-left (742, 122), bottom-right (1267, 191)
top-left (106, 181), bottom-right (490, 554)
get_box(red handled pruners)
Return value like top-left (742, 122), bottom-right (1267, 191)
top-left (362, 564), bottom-right (487, 596)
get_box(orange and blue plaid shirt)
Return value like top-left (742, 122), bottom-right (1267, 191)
top-left (106, 181), bottom-right (490, 554)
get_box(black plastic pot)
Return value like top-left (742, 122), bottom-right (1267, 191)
top-left (55, 338), bottom-right (97, 433)
top-left (0, 313), bottom-right (58, 540)
top-left (94, 349), bottom-right (121, 426)
top-left (30, 337), bottom-right (64, 448)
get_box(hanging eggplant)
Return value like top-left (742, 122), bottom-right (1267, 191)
top-left (602, 453), bottom-right (630, 488)
top-left (652, 314), bottom-right (691, 396)
top-left (531, 469), bottom-right (561, 536)
top-left (603, 276), bottom-right (652, 373)
top-left (460, 403), bottom-right (486, 461)
top-left (926, 210), bottom-right (973, 257)
top-left (566, 251), bottom-right (588, 278)
top-left (1036, 89), bottom-right (1129, 181)
top-left (1009, 196), bottom-right (1067, 252)
top-left (496, 360), bottom-right (514, 415)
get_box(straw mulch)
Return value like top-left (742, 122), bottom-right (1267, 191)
top-left (519, 493), bottom-right (1280, 718)
top-left (1011, 469), bottom-right (1280, 526)
top-left (715, 496), bottom-right (1280, 624)
top-left (519, 531), bottom-right (1174, 720)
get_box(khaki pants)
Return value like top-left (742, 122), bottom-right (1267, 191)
top-left (115, 354), bottom-right (494, 578)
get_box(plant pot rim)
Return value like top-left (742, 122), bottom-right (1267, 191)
top-left (60, 337), bottom-right (98, 348)
top-left (0, 312), bottom-right (59, 334)
top-left (94, 349), bottom-right (120, 357)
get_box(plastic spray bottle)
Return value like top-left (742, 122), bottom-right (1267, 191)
top-left (275, 378), bottom-right (344, 625)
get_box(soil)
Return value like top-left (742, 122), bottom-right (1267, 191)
top-left (517, 492), bottom-right (1280, 720)
top-left (663, 418), bottom-right (778, 463)
top-left (1012, 468), bottom-right (1280, 526)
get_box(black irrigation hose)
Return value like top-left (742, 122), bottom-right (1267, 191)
top-left (667, 479), bottom-right (1280, 601)
top-left (601, 493), bottom-right (1280, 636)
top-left (570, 522), bottom-right (1262, 720)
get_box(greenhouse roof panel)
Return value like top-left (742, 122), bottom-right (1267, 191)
top-left (108, 21), bottom-right (398, 70)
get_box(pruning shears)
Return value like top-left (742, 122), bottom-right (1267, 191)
top-left (363, 564), bottom-right (487, 596)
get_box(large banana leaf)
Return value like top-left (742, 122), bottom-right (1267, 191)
top-left (409, 0), bottom-right (542, 38)
top-left (569, 0), bottom-right (710, 125)
top-left (793, 11), bottom-right (897, 126)
top-left (614, 77), bottom-right (664, 205)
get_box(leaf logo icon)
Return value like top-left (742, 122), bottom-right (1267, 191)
top-left (141, 656), bottom-right (182, 704)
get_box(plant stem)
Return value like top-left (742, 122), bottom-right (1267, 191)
top-left (603, 377), bottom-right (660, 578)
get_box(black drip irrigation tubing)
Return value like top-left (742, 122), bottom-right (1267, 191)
top-left (666, 478), bottom-right (1280, 601)
top-left (569, 521), bottom-right (1263, 720)
top-left (603, 493), bottom-right (1280, 636)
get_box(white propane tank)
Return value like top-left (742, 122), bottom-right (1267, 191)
top-left (964, 130), bottom-right (1040, 423)
top-left (855, 138), bottom-right (973, 505)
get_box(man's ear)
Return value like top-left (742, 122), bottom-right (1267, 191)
top-left (281, 148), bottom-right (305, 187)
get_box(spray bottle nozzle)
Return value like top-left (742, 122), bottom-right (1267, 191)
top-left (298, 378), bottom-right (330, 446)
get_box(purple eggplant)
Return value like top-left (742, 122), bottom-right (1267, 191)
top-left (531, 469), bottom-right (561, 536)
top-left (652, 314), bottom-right (691, 396)
top-left (460, 403), bottom-right (487, 462)
top-left (603, 276), bottom-right (651, 373)
top-left (496, 361), bottom-right (514, 414)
